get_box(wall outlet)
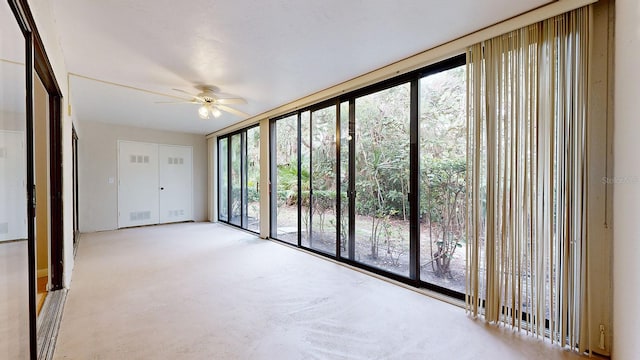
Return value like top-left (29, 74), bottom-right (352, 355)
top-left (599, 324), bottom-right (605, 349)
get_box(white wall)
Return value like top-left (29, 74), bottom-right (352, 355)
top-left (78, 121), bottom-right (208, 232)
top-left (613, 0), bottom-right (640, 358)
top-left (29, 0), bottom-right (75, 287)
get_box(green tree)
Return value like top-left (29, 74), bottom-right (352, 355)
top-left (420, 66), bottom-right (467, 278)
top-left (355, 84), bottom-right (410, 260)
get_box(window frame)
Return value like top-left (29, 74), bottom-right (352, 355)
top-left (266, 54), bottom-right (467, 300)
top-left (217, 124), bottom-right (261, 234)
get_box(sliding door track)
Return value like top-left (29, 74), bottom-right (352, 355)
top-left (37, 289), bottom-right (67, 359)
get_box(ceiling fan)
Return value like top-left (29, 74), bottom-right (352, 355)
top-left (156, 86), bottom-right (248, 119)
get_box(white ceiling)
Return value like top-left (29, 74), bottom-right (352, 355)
top-left (1, 3), bottom-right (26, 120)
top-left (52, 0), bottom-right (552, 135)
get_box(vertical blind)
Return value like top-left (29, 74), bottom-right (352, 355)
top-left (465, 7), bottom-right (590, 352)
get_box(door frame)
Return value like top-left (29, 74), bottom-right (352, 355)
top-left (34, 21), bottom-right (64, 293)
top-left (72, 125), bottom-right (79, 254)
top-left (216, 125), bottom-right (261, 233)
top-left (9, 0), bottom-right (65, 357)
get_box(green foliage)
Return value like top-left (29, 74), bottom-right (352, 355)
top-left (276, 164), bottom-right (306, 205)
top-left (272, 66), bottom-right (467, 272)
top-left (419, 67), bottom-right (467, 277)
top-left (421, 157), bottom-right (466, 222)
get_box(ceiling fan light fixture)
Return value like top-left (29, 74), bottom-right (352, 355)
top-left (198, 105), bottom-right (210, 119)
top-left (210, 106), bottom-right (222, 118)
top-left (165, 87), bottom-right (246, 119)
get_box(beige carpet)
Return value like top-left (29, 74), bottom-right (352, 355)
top-left (54, 223), bottom-right (587, 359)
top-left (0, 240), bottom-right (30, 359)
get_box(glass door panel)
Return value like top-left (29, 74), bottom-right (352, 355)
top-left (218, 138), bottom-right (229, 222)
top-left (272, 115), bottom-right (299, 244)
top-left (218, 127), bottom-right (260, 233)
top-left (339, 101), bottom-right (350, 258)
top-left (0, 2), bottom-right (31, 358)
top-left (354, 83), bottom-right (411, 276)
top-left (230, 133), bottom-right (242, 226)
top-left (305, 106), bottom-right (337, 255)
top-left (245, 126), bottom-right (260, 232)
top-left (300, 111), bottom-right (310, 246)
top-left (419, 65), bottom-right (466, 293)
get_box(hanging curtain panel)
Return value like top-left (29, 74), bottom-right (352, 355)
top-left (465, 7), bottom-right (590, 352)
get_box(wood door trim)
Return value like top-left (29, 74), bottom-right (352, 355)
top-left (16, 0), bottom-right (64, 291)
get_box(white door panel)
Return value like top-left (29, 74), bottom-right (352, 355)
top-left (117, 141), bottom-right (193, 228)
top-left (0, 131), bottom-right (27, 241)
top-left (118, 141), bottom-right (159, 228)
top-left (159, 145), bottom-right (193, 223)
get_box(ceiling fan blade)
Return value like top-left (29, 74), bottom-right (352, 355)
top-left (171, 88), bottom-right (197, 96)
top-left (212, 91), bottom-right (241, 98)
top-left (154, 100), bottom-right (197, 104)
top-left (217, 104), bottom-right (249, 118)
top-left (215, 98), bottom-right (246, 105)
top-left (172, 88), bottom-right (206, 103)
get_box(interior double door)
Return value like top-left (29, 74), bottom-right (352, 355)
top-left (118, 141), bottom-right (193, 228)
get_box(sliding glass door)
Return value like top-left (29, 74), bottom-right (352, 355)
top-left (353, 83), bottom-right (411, 276)
top-left (229, 133), bottom-right (242, 226)
top-left (268, 55), bottom-right (466, 297)
top-left (1, 1), bottom-right (32, 357)
top-left (339, 101), bottom-right (350, 259)
top-left (217, 126), bottom-right (260, 233)
top-left (271, 114), bottom-right (298, 244)
top-left (305, 106), bottom-right (337, 254)
top-left (218, 138), bottom-right (229, 222)
top-left (418, 64), bottom-right (467, 293)
top-left (271, 106), bottom-right (339, 254)
top-left (245, 126), bottom-right (260, 232)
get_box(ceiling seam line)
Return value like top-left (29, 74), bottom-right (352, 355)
top-left (67, 72), bottom-right (186, 101)
top-left (0, 58), bottom-right (25, 66)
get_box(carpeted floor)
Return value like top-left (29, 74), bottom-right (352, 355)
top-left (53, 222), bottom-right (587, 359)
top-left (0, 240), bottom-right (30, 359)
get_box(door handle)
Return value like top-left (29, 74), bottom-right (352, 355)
top-left (32, 184), bottom-right (37, 212)
top-left (160, 187), bottom-right (165, 190)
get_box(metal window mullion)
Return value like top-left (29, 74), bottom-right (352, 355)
top-left (269, 120), bottom-right (278, 237)
top-left (308, 111), bottom-right (314, 248)
top-left (348, 99), bottom-right (356, 260)
top-left (410, 79), bottom-right (420, 282)
top-left (335, 101), bottom-right (341, 258)
top-left (220, 138), bottom-right (228, 223)
top-left (297, 112), bottom-right (302, 247)
top-left (227, 136), bottom-right (232, 225)
top-left (241, 131), bottom-right (248, 229)
top-left (217, 138), bottom-right (221, 221)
